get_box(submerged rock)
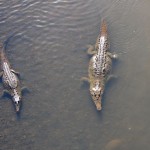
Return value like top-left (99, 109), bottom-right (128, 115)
top-left (105, 139), bottom-right (123, 150)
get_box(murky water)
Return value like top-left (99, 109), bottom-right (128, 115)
top-left (0, 0), bottom-right (150, 149)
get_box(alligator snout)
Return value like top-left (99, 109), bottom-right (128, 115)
top-left (94, 101), bottom-right (102, 111)
top-left (14, 101), bottom-right (20, 112)
top-left (16, 104), bottom-right (20, 112)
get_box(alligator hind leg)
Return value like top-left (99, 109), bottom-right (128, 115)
top-left (107, 52), bottom-right (118, 59)
top-left (87, 45), bottom-right (96, 55)
top-left (11, 69), bottom-right (20, 77)
top-left (95, 35), bottom-right (99, 50)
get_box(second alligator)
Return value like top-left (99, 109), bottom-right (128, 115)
top-left (0, 44), bottom-right (26, 113)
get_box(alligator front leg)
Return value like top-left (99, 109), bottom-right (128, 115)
top-left (1, 89), bottom-right (10, 98)
top-left (107, 52), bottom-right (118, 59)
top-left (0, 71), bottom-right (3, 78)
top-left (107, 74), bottom-right (117, 82)
top-left (21, 86), bottom-right (30, 95)
top-left (87, 45), bottom-right (97, 55)
top-left (81, 77), bottom-right (90, 83)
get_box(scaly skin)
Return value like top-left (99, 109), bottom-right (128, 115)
top-left (83, 20), bottom-right (117, 110)
top-left (0, 44), bottom-right (22, 113)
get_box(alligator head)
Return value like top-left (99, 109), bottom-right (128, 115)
top-left (12, 89), bottom-right (21, 112)
top-left (90, 80), bottom-right (104, 111)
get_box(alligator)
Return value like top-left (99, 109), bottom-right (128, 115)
top-left (0, 43), bottom-right (24, 112)
top-left (82, 20), bottom-right (117, 110)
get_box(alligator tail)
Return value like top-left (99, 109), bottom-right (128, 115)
top-left (0, 42), bottom-right (6, 60)
top-left (100, 19), bottom-right (107, 37)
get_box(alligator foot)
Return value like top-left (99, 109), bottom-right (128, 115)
top-left (87, 45), bottom-right (96, 55)
top-left (107, 52), bottom-right (118, 59)
top-left (81, 77), bottom-right (90, 83)
top-left (21, 86), bottom-right (30, 95)
top-left (107, 74), bottom-right (117, 82)
top-left (1, 89), bottom-right (10, 98)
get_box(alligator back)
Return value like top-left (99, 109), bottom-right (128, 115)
top-left (90, 20), bottom-right (111, 77)
top-left (0, 43), bottom-right (18, 89)
top-left (2, 62), bottom-right (18, 89)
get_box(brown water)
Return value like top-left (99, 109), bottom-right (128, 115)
top-left (0, 0), bottom-right (150, 150)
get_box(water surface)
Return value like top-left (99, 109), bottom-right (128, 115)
top-left (0, 0), bottom-right (150, 150)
